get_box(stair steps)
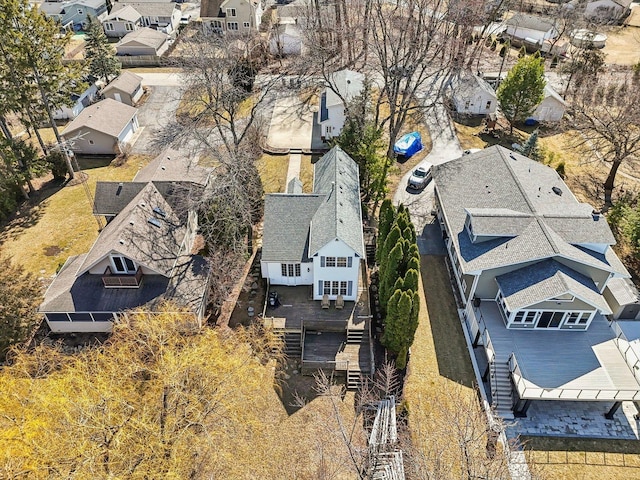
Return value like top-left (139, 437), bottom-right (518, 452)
top-left (272, 329), bottom-right (302, 356)
top-left (492, 360), bottom-right (514, 420)
top-left (347, 329), bottom-right (365, 344)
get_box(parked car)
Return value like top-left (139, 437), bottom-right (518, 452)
top-left (180, 14), bottom-right (191, 25)
top-left (407, 163), bottom-right (433, 190)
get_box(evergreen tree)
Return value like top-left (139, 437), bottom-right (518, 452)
top-left (381, 289), bottom-right (416, 369)
top-left (497, 52), bottom-right (545, 134)
top-left (380, 241), bottom-right (404, 311)
top-left (402, 268), bottom-right (419, 295)
top-left (84, 15), bottom-right (120, 83)
top-left (520, 129), bottom-right (541, 161)
top-left (376, 199), bottom-right (395, 264)
top-left (379, 224), bottom-right (401, 273)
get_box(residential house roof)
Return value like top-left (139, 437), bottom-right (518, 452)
top-left (325, 70), bottom-right (365, 108)
top-left (93, 181), bottom-right (146, 215)
top-left (78, 182), bottom-right (188, 277)
top-left (105, 4), bottom-right (142, 22)
top-left (608, 277), bottom-right (640, 306)
top-left (262, 146), bottom-right (365, 263)
top-left (62, 98), bottom-right (137, 138)
top-left (433, 146), bottom-right (627, 276)
top-left (612, 0), bottom-right (634, 8)
top-left (113, 2), bottom-right (178, 17)
top-left (102, 71), bottom-right (143, 97)
top-left (542, 83), bottom-right (567, 106)
top-left (40, 0), bottom-right (106, 15)
top-left (495, 259), bottom-right (611, 313)
top-left (505, 13), bottom-right (555, 33)
top-left (200, 0), bottom-right (224, 17)
top-left (117, 27), bottom-right (168, 49)
top-left (133, 148), bottom-right (211, 186)
top-left (452, 74), bottom-right (497, 101)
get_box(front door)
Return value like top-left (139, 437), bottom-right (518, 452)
top-left (537, 311), bottom-right (564, 329)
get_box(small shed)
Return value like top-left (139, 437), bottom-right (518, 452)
top-left (116, 27), bottom-right (169, 56)
top-left (604, 277), bottom-right (640, 320)
top-left (102, 71), bottom-right (144, 106)
top-left (532, 84), bottom-right (566, 123)
top-left (504, 13), bottom-right (559, 44)
top-left (450, 74), bottom-right (497, 116)
top-left (61, 99), bottom-right (139, 155)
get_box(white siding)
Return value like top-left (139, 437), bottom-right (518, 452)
top-left (312, 240), bottom-right (360, 300)
top-left (45, 313), bottom-right (114, 333)
top-left (261, 261), bottom-right (314, 286)
top-left (321, 104), bottom-right (346, 139)
top-left (532, 97), bottom-right (566, 122)
top-left (118, 118), bottom-right (138, 144)
top-left (453, 89), bottom-right (497, 115)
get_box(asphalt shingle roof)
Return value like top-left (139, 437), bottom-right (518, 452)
top-left (113, 2), bottom-right (177, 17)
top-left (105, 4), bottom-right (141, 21)
top-left (496, 259), bottom-right (611, 313)
top-left (62, 98), bottom-right (137, 138)
top-left (117, 27), bottom-right (167, 49)
top-left (433, 146), bottom-right (626, 276)
top-left (133, 148), bottom-right (211, 185)
top-left (93, 182), bottom-right (146, 215)
top-left (103, 71), bottom-right (143, 97)
top-left (452, 74), bottom-right (497, 101)
top-left (505, 13), bottom-right (555, 33)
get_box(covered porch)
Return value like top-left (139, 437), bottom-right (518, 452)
top-left (465, 301), bottom-right (640, 422)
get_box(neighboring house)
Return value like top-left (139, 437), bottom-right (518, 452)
top-left (102, 71), bottom-right (144, 106)
top-left (116, 27), bottom-right (170, 56)
top-left (580, 0), bottom-right (632, 24)
top-left (109, 2), bottom-right (181, 35)
top-left (261, 146), bottom-right (365, 302)
top-left (40, 156), bottom-right (212, 332)
top-left (504, 13), bottom-right (559, 44)
top-left (61, 98), bottom-right (139, 155)
top-left (604, 277), bottom-right (640, 320)
top-left (40, 0), bottom-right (108, 31)
top-left (319, 69), bottom-right (365, 140)
top-left (53, 76), bottom-right (99, 120)
top-left (433, 146), bottom-right (640, 420)
top-left (531, 83), bottom-right (567, 123)
top-left (269, 19), bottom-right (303, 56)
top-left (201, 0), bottom-right (263, 34)
top-left (450, 74), bottom-right (497, 116)
top-left (102, 5), bottom-right (143, 38)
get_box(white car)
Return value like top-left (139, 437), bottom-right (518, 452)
top-left (407, 163), bottom-right (433, 190)
top-left (180, 15), bottom-right (192, 25)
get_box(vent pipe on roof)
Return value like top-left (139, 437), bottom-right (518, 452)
top-left (592, 209), bottom-right (601, 221)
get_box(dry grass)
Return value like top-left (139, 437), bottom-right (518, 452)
top-left (126, 67), bottom-right (183, 74)
top-left (257, 154), bottom-right (289, 194)
top-left (602, 26), bottom-right (640, 66)
top-left (177, 89), bottom-right (255, 123)
top-left (0, 155), bottom-right (152, 278)
top-left (299, 155), bottom-right (315, 193)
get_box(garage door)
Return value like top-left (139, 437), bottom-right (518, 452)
top-left (119, 121), bottom-right (135, 144)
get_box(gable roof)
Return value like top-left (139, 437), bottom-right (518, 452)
top-left (451, 74), bottom-right (497, 101)
top-left (542, 83), bottom-right (567, 106)
top-left (78, 182), bottom-right (188, 277)
top-left (496, 259), bottom-right (612, 313)
top-left (117, 27), bottom-right (168, 49)
top-left (40, 0), bottom-right (106, 15)
top-left (433, 146), bottom-right (626, 276)
top-left (200, 0), bottom-right (224, 17)
top-left (62, 98), bottom-right (137, 138)
top-left (105, 4), bottom-right (142, 22)
top-left (309, 147), bottom-right (364, 257)
top-left (134, 148), bottom-right (211, 185)
top-left (261, 147), bottom-right (364, 263)
top-left (505, 13), bottom-right (555, 33)
top-left (325, 70), bottom-right (365, 108)
top-left (103, 71), bottom-right (143, 97)
top-left (113, 2), bottom-right (178, 17)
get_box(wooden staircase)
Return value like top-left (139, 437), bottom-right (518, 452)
top-left (492, 359), bottom-right (514, 420)
top-left (272, 326), bottom-right (302, 357)
top-left (345, 326), bottom-right (369, 390)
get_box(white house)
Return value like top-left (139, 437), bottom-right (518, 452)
top-left (109, 2), bottom-right (182, 35)
top-left (433, 146), bottom-right (640, 421)
top-left (53, 77), bottom-right (99, 120)
top-left (319, 70), bottom-right (365, 140)
top-left (201, 0), bottom-right (263, 34)
top-left (61, 99), bottom-right (139, 155)
top-left (504, 13), bottom-right (559, 44)
top-left (450, 74), bottom-right (497, 116)
top-left (261, 146), bottom-right (364, 302)
top-left (102, 5), bottom-right (143, 38)
top-left (269, 19), bottom-right (303, 56)
top-left (532, 83), bottom-right (567, 123)
top-left (115, 27), bottom-right (169, 56)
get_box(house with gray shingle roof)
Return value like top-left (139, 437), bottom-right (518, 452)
top-left (40, 155), bottom-right (213, 333)
top-left (434, 145), bottom-right (640, 420)
top-left (504, 13), bottom-right (559, 45)
top-left (449, 73), bottom-right (497, 116)
top-left (261, 146), bottom-right (364, 301)
top-left (102, 71), bottom-right (144, 106)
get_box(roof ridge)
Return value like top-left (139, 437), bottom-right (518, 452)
top-left (496, 147), bottom-right (538, 214)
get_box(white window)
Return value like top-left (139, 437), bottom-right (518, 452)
top-left (339, 281), bottom-right (347, 296)
top-left (323, 281), bottom-right (331, 295)
top-left (110, 255), bottom-right (136, 274)
top-left (105, 22), bottom-right (114, 31)
top-left (325, 256), bottom-right (336, 267)
top-left (512, 311), bottom-right (536, 324)
top-left (337, 257), bottom-right (347, 268)
top-left (486, 100), bottom-right (492, 110)
top-left (326, 125), bottom-right (333, 134)
top-left (227, 21), bottom-right (238, 31)
top-left (243, 21), bottom-right (250, 28)
top-left (125, 22), bottom-right (134, 31)
top-left (281, 263), bottom-right (301, 277)
top-left (227, 8), bottom-right (237, 17)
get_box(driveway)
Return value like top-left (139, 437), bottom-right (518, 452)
top-left (393, 100), bottom-right (463, 246)
top-left (132, 73), bottom-right (184, 154)
top-left (266, 94), bottom-right (314, 150)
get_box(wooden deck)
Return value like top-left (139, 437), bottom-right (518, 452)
top-left (477, 302), bottom-right (640, 399)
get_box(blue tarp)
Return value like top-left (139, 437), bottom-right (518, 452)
top-left (393, 132), bottom-right (423, 157)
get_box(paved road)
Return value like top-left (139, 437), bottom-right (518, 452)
top-left (393, 100), bottom-right (463, 239)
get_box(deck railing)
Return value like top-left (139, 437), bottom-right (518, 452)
top-left (302, 359), bottom-right (350, 371)
top-left (102, 266), bottom-right (143, 288)
top-left (611, 320), bottom-right (640, 384)
top-left (508, 352), bottom-right (640, 401)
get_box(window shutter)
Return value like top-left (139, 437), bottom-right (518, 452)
top-left (347, 257), bottom-right (352, 268)
top-left (321, 256), bottom-right (325, 267)
top-left (318, 281), bottom-right (323, 296)
top-left (347, 281), bottom-right (353, 296)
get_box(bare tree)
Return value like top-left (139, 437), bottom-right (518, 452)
top-left (570, 75), bottom-right (640, 207)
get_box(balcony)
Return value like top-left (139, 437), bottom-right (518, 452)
top-left (102, 266), bottom-right (143, 288)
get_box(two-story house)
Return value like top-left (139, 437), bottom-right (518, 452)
top-left (433, 146), bottom-right (640, 422)
top-left (40, 149), bottom-right (212, 333)
top-left (105, 2), bottom-right (181, 36)
top-left (200, 0), bottom-right (262, 34)
top-left (261, 146), bottom-right (364, 302)
top-left (53, 75), bottom-right (99, 120)
top-left (319, 69), bottom-right (365, 141)
top-left (102, 5), bottom-right (143, 37)
top-left (40, 0), bottom-right (109, 31)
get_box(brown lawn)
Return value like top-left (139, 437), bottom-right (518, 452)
top-left (257, 154), bottom-right (289, 194)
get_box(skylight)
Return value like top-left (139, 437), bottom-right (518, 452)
top-left (153, 206), bottom-right (166, 217)
top-left (148, 217), bottom-right (162, 228)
